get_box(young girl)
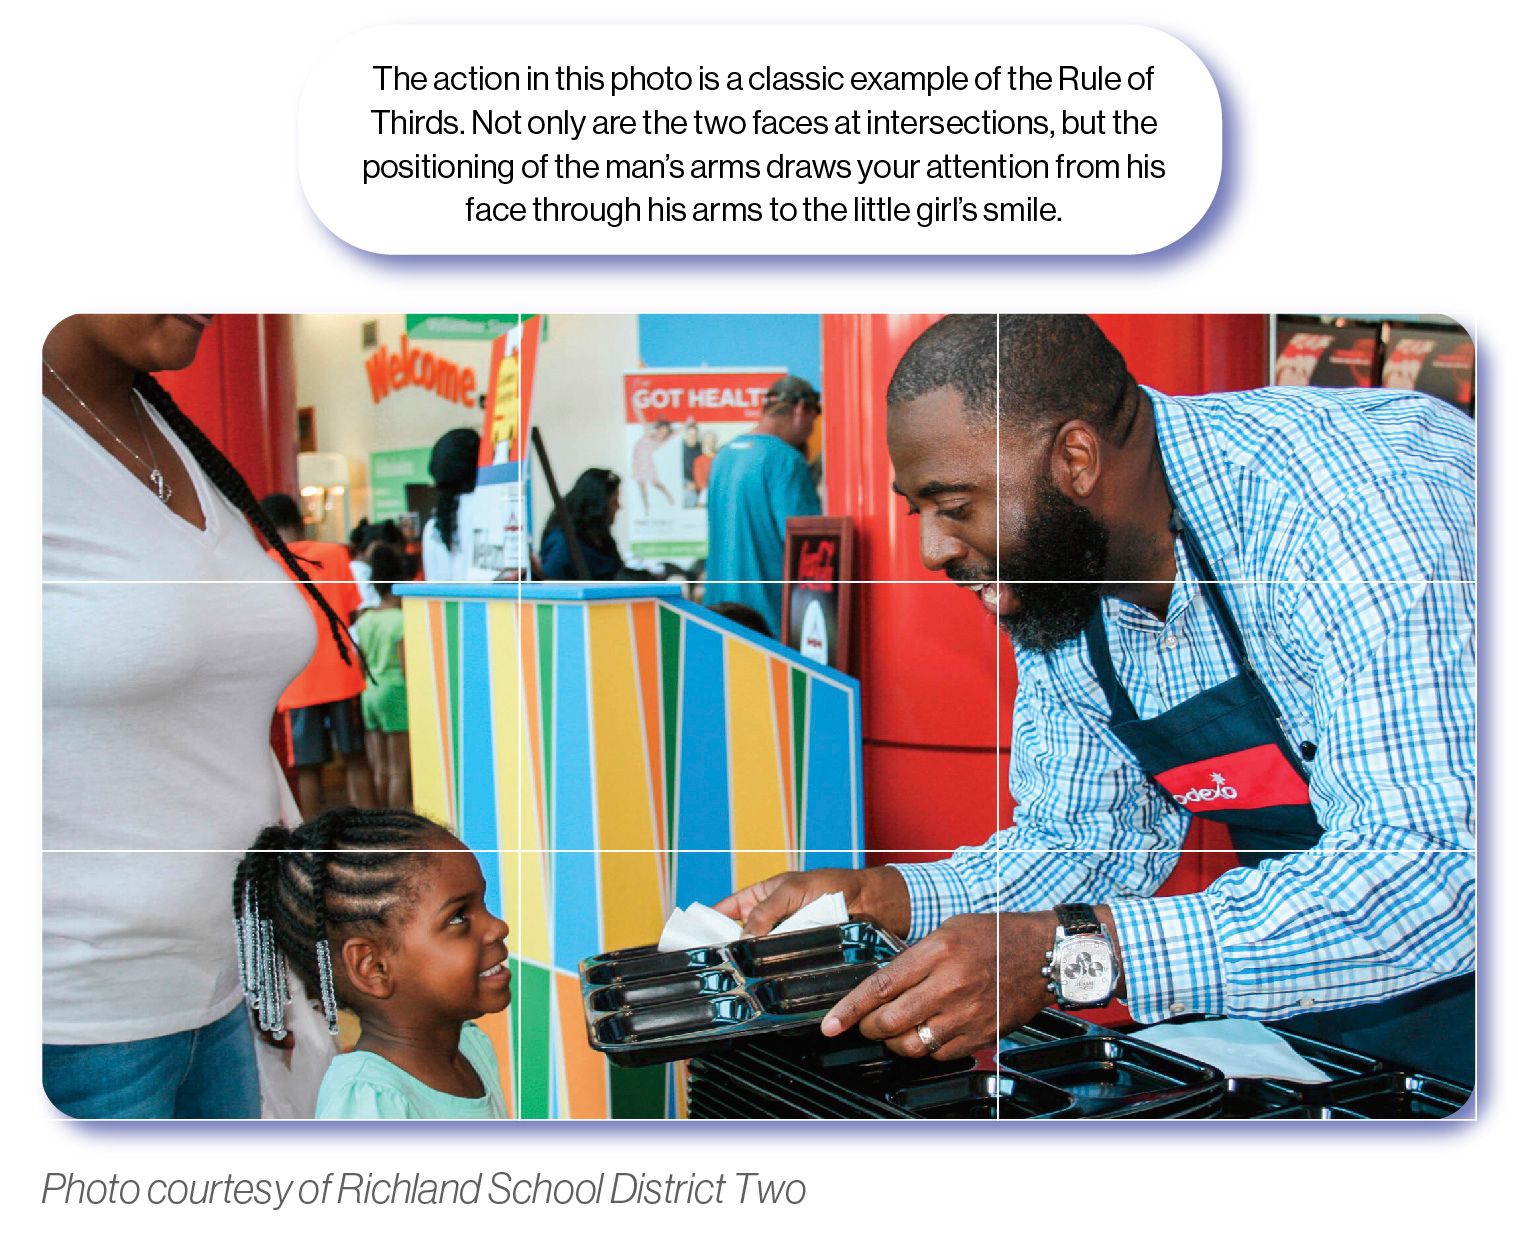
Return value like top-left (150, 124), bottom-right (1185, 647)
top-left (354, 544), bottom-right (410, 808)
top-left (233, 806), bottom-right (511, 1119)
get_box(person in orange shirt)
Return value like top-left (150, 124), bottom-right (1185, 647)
top-left (260, 493), bottom-right (375, 817)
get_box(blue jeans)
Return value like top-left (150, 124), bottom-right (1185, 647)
top-left (43, 1004), bottom-right (260, 1119)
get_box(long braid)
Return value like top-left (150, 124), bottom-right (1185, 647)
top-left (231, 807), bottom-right (442, 1035)
top-left (435, 488), bottom-right (462, 551)
top-left (134, 371), bottom-right (366, 674)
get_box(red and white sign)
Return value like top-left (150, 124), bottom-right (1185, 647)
top-left (623, 369), bottom-right (779, 426)
top-left (622, 367), bottom-right (786, 562)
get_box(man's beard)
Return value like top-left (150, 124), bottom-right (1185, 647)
top-left (950, 483), bottom-right (1110, 654)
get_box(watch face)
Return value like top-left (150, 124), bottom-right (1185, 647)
top-left (1057, 935), bottom-right (1113, 1005)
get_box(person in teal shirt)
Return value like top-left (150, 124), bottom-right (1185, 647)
top-left (317, 1021), bottom-right (506, 1119)
top-left (703, 375), bottom-right (822, 634)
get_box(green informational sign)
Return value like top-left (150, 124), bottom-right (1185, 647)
top-left (370, 446), bottom-right (433, 521)
top-left (405, 314), bottom-right (537, 341)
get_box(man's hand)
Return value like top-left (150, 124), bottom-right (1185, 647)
top-left (819, 912), bottom-right (1060, 1059)
top-left (711, 866), bottom-right (912, 938)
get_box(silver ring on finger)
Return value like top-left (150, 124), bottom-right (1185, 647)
top-left (915, 1022), bottom-right (943, 1054)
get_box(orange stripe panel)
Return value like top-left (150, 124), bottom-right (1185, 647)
top-left (554, 971), bottom-right (608, 1119)
top-left (477, 1009), bottom-right (514, 1118)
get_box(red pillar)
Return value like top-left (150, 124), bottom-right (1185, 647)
top-left (155, 314), bottom-right (298, 499)
top-left (822, 314), bottom-right (1269, 880)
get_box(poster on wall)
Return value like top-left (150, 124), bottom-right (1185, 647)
top-left (782, 517), bottom-right (855, 674)
top-left (369, 446), bottom-right (433, 535)
top-left (1274, 320), bottom-right (1381, 388)
top-left (622, 366), bottom-right (785, 563)
top-left (1382, 327), bottom-right (1475, 414)
top-left (482, 316), bottom-right (543, 466)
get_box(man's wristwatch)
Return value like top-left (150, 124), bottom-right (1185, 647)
top-left (1041, 903), bottom-right (1121, 1008)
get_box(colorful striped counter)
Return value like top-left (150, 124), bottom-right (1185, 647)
top-left (397, 583), bottom-right (865, 1118)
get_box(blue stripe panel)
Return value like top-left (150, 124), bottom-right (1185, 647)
top-left (551, 606), bottom-right (602, 965)
top-left (802, 680), bottom-right (857, 870)
top-left (673, 620), bottom-right (733, 907)
top-left (458, 601), bottom-right (502, 914)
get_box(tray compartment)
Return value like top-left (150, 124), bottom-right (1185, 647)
top-left (587, 968), bottom-right (739, 1013)
top-left (596, 994), bottom-right (756, 1046)
top-left (729, 921), bottom-right (901, 977)
top-left (1318, 1073), bottom-right (1469, 1119)
top-left (999, 1035), bottom-right (1224, 1118)
top-left (1001, 1009), bottom-right (1110, 1047)
top-left (581, 947), bottom-right (729, 987)
top-left (888, 1071), bottom-right (1077, 1120)
top-left (750, 964), bottom-right (882, 1015)
top-left (1220, 1077), bottom-right (1310, 1118)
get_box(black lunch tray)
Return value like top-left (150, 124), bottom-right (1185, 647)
top-left (996, 1035), bottom-right (1228, 1119)
top-left (580, 920), bottom-right (906, 1068)
top-left (1184, 1019), bottom-right (1468, 1119)
top-left (688, 1013), bottom-right (1138, 1120)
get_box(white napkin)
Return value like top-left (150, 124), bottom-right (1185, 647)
top-left (655, 893), bottom-right (851, 952)
top-left (657, 903), bottom-right (742, 952)
top-left (1131, 1018), bottom-right (1332, 1084)
top-left (769, 891), bottom-right (850, 934)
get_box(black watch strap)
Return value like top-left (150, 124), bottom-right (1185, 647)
top-left (1054, 903), bottom-right (1102, 935)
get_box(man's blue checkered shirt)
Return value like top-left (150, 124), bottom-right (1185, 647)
top-left (894, 385), bottom-right (1475, 1025)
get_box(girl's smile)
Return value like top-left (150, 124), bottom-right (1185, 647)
top-left (373, 837), bottom-right (512, 1022)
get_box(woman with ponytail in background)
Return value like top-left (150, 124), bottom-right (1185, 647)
top-left (419, 427), bottom-right (479, 582)
top-left (42, 314), bottom-right (357, 1118)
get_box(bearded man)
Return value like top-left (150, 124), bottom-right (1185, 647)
top-left (717, 315), bottom-right (1475, 1085)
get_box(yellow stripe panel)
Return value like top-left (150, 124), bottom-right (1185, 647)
top-left (488, 603), bottom-right (552, 967)
top-left (725, 635), bottom-right (791, 888)
top-left (588, 605), bottom-right (665, 950)
top-left (404, 598), bottom-right (449, 826)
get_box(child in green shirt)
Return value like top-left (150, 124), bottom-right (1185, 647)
top-left (354, 544), bottom-right (410, 808)
top-left (233, 806), bottom-right (511, 1119)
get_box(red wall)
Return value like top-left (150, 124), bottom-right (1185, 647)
top-left (154, 314), bottom-right (299, 499)
top-left (821, 314), bottom-right (1268, 883)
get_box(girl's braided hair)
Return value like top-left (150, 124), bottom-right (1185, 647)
top-left (134, 372), bottom-right (358, 667)
top-left (232, 806), bottom-right (441, 1037)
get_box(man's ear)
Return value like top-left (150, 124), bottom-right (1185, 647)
top-left (1049, 421), bottom-right (1102, 499)
top-left (341, 935), bottom-right (394, 1001)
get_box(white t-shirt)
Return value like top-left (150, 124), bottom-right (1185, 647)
top-left (421, 514), bottom-right (471, 582)
top-left (43, 396), bottom-right (314, 1044)
top-left (349, 557), bottom-right (381, 610)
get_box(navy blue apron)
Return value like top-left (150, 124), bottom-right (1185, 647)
top-left (1083, 511), bottom-right (1473, 1085)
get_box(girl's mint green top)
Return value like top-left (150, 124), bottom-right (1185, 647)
top-left (315, 1022), bottom-right (505, 1119)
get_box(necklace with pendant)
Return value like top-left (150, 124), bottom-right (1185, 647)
top-left (43, 359), bottom-right (173, 504)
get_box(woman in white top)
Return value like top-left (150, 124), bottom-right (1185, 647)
top-left (42, 315), bottom-right (358, 1118)
top-left (419, 427), bottom-right (479, 581)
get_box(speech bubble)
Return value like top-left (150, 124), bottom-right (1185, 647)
top-left (299, 24), bottom-right (1222, 255)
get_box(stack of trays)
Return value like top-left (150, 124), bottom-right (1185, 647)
top-left (1216, 1029), bottom-right (1469, 1119)
top-left (579, 920), bottom-right (904, 1069)
top-left (582, 931), bottom-right (1471, 1119)
top-left (688, 1010), bottom-right (1226, 1119)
